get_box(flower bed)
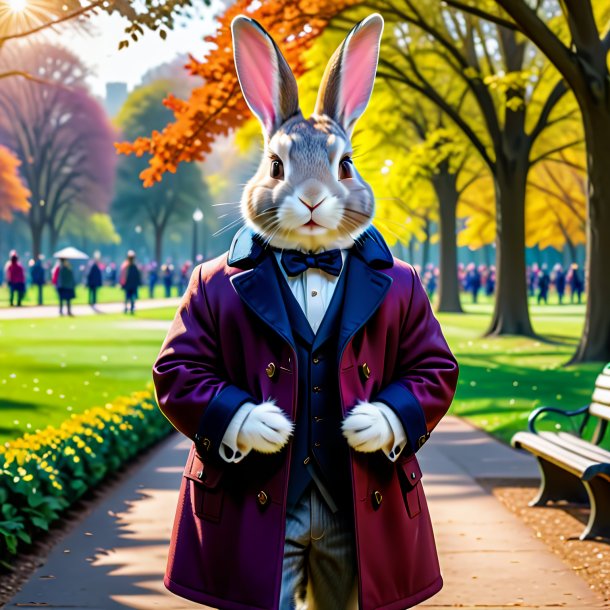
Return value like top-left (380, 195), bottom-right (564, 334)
top-left (0, 390), bottom-right (172, 566)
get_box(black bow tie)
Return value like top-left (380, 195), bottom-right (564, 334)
top-left (280, 249), bottom-right (343, 277)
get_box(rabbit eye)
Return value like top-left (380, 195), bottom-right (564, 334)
top-left (339, 156), bottom-right (352, 180)
top-left (270, 159), bottom-right (284, 180)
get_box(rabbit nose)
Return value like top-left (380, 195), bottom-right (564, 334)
top-left (298, 196), bottom-right (327, 210)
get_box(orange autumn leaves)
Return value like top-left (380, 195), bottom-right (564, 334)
top-left (115, 0), bottom-right (353, 187)
top-left (0, 145), bottom-right (30, 221)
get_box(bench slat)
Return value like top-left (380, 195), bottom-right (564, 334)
top-left (596, 374), bottom-right (610, 390)
top-left (592, 387), bottom-right (610, 406)
top-left (539, 431), bottom-right (610, 464)
top-left (512, 432), bottom-right (598, 478)
top-left (589, 402), bottom-right (610, 421)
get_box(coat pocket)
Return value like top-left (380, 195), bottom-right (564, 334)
top-left (184, 445), bottom-right (225, 523)
top-left (397, 454), bottom-right (422, 518)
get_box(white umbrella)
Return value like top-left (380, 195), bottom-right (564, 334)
top-left (52, 246), bottom-right (90, 260)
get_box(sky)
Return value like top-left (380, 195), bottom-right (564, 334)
top-left (56, 0), bottom-right (227, 98)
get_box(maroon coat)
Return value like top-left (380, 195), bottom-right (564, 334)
top-left (153, 227), bottom-right (458, 610)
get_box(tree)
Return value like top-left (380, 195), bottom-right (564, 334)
top-left (116, 0), bottom-right (357, 185)
top-left (0, 0), bottom-right (202, 61)
top-left (442, 0), bottom-right (610, 362)
top-left (114, 80), bottom-right (213, 263)
top-left (0, 144), bottom-right (30, 221)
top-left (0, 43), bottom-right (116, 255)
top-left (63, 210), bottom-right (121, 252)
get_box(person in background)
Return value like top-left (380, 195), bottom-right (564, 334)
top-left (552, 263), bottom-right (566, 305)
top-left (179, 260), bottom-right (192, 296)
top-left (106, 262), bottom-right (117, 287)
top-left (465, 262), bottom-right (481, 303)
top-left (30, 254), bottom-right (46, 305)
top-left (537, 264), bottom-right (550, 305)
top-left (423, 263), bottom-right (437, 301)
top-left (53, 258), bottom-right (76, 316)
top-left (120, 250), bottom-right (141, 314)
top-left (485, 265), bottom-right (496, 296)
top-left (567, 263), bottom-right (584, 304)
top-left (87, 255), bottom-right (103, 307)
top-left (148, 261), bottom-right (158, 299)
top-left (162, 261), bottom-right (174, 298)
top-left (4, 250), bottom-right (26, 307)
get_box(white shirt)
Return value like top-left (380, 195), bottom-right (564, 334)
top-left (219, 250), bottom-right (406, 463)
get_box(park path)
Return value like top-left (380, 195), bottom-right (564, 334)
top-left (4, 417), bottom-right (606, 610)
top-left (0, 298), bottom-right (181, 320)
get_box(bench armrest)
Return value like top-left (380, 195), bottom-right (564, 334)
top-left (528, 404), bottom-right (590, 435)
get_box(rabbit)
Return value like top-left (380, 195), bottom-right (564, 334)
top-left (225, 12), bottom-right (400, 464)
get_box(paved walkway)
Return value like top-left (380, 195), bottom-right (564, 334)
top-left (5, 417), bottom-right (606, 609)
top-left (0, 298), bottom-right (181, 320)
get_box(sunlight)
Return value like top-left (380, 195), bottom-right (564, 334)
top-left (7, 0), bottom-right (27, 12)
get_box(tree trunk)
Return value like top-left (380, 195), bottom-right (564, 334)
top-left (154, 225), bottom-right (163, 264)
top-left (421, 218), bottom-right (431, 268)
top-left (432, 169), bottom-right (463, 313)
top-left (569, 105), bottom-right (610, 363)
top-left (49, 225), bottom-right (59, 254)
top-left (486, 160), bottom-right (535, 337)
top-left (30, 222), bottom-right (44, 258)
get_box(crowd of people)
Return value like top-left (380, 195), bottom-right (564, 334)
top-left (1, 249), bottom-right (199, 316)
top-left (3, 249), bottom-right (586, 313)
top-left (418, 261), bottom-right (584, 305)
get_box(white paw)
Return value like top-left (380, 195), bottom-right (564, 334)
top-left (342, 401), bottom-right (393, 452)
top-left (238, 400), bottom-right (294, 454)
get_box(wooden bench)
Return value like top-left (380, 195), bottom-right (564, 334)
top-left (511, 363), bottom-right (610, 540)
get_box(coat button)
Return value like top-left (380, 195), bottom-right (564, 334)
top-left (257, 491), bottom-right (269, 506)
top-left (312, 355), bottom-right (320, 364)
top-left (313, 385), bottom-right (322, 393)
top-left (314, 441), bottom-right (321, 448)
top-left (410, 472), bottom-right (417, 480)
top-left (196, 469), bottom-right (207, 481)
top-left (417, 434), bottom-right (428, 448)
top-left (372, 490), bottom-right (383, 508)
top-left (265, 362), bottom-right (276, 378)
top-left (360, 362), bottom-right (371, 380)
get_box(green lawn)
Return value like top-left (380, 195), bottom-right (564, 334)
top-left (439, 301), bottom-right (603, 445)
top-left (0, 298), bottom-right (604, 449)
top-left (0, 310), bottom-right (171, 443)
top-left (0, 284), bottom-right (183, 308)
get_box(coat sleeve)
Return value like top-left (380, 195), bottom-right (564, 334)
top-left (373, 266), bottom-right (459, 456)
top-left (152, 265), bottom-right (256, 459)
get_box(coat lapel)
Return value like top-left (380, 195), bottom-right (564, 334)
top-left (337, 253), bottom-right (392, 360)
top-left (230, 253), bottom-right (296, 351)
top-left (227, 225), bottom-right (395, 357)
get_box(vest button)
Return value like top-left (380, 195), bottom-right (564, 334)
top-left (257, 490), bottom-right (269, 506)
top-left (313, 385), bottom-right (322, 393)
top-left (360, 362), bottom-right (371, 380)
top-left (372, 490), bottom-right (383, 508)
top-left (312, 356), bottom-right (320, 364)
top-left (265, 362), bottom-right (277, 378)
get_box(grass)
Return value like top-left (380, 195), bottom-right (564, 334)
top-left (0, 311), bottom-right (171, 444)
top-left (0, 284), bottom-right (182, 308)
top-left (439, 301), bottom-right (604, 446)
top-left (0, 295), bottom-right (604, 449)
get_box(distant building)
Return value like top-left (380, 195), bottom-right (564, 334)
top-left (105, 82), bottom-right (128, 118)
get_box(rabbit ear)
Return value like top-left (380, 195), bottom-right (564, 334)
top-left (314, 14), bottom-right (384, 137)
top-left (231, 16), bottom-right (300, 138)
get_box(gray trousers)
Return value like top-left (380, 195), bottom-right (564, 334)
top-left (280, 486), bottom-right (359, 610)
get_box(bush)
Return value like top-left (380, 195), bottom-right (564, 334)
top-left (0, 390), bottom-right (172, 566)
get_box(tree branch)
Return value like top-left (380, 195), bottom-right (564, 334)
top-left (441, 0), bottom-right (518, 31)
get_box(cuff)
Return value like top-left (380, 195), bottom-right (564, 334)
top-left (373, 402), bottom-right (407, 462)
top-left (195, 385), bottom-right (255, 461)
top-left (219, 402), bottom-right (257, 463)
top-left (373, 382), bottom-right (429, 455)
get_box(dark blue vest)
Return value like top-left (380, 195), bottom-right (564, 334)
top-left (271, 255), bottom-right (353, 510)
